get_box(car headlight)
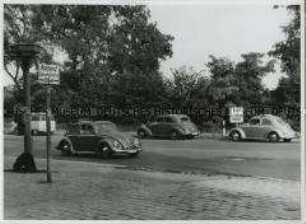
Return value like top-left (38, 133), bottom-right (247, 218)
top-left (113, 140), bottom-right (124, 150)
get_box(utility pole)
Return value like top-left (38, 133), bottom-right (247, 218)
top-left (38, 63), bottom-right (60, 183)
top-left (46, 86), bottom-right (52, 183)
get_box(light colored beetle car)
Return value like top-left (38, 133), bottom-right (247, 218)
top-left (228, 114), bottom-right (296, 142)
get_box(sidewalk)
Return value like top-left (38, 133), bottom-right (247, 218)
top-left (4, 156), bottom-right (300, 220)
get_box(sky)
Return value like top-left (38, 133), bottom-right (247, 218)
top-left (148, 3), bottom-right (292, 89)
top-left (3, 3), bottom-right (294, 89)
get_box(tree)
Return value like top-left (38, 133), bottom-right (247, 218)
top-left (35, 5), bottom-right (173, 111)
top-left (206, 56), bottom-right (239, 106)
top-left (4, 5), bottom-right (174, 121)
top-left (206, 53), bottom-right (275, 107)
top-left (166, 66), bottom-right (209, 107)
top-left (269, 5), bottom-right (300, 105)
top-left (235, 53), bottom-right (275, 106)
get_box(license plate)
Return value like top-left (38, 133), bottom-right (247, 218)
top-left (128, 149), bottom-right (137, 153)
top-left (192, 132), bottom-right (199, 136)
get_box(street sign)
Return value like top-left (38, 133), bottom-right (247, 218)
top-left (229, 107), bottom-right (244, 123)
top-left (38, 63), bottom-right (60, 85)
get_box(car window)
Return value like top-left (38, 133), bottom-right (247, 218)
top-left (261, 118), bottom-right (272, 125)
top-left (80, 124), bottom-right (95, 135)
top-left (249, 118), bottom-right (260, 125)
top-left (180, 116), bottom-right (190, 122)
top-left (164, 117), bottom-right (175, 123)
top-left (156, 117), bottom-right (165, 122)
top-left (68, 124), bottom-right (80, 135)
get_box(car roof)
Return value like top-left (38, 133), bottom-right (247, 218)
top-left (73, 120), bottom-right (115, 126)
top-left (251, 114), bottom-right (280, 120)
top-left (73, 121), bottom-right (94, 126)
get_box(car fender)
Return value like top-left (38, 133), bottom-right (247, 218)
top-left (172, 124), bottom-right (186, 135)
top-left (97, 137), bottom-right (114, 150)
top-left (265, 129), bottom-right (284, 139)
top-left (56, 137), bottom-right (76, 153)
top-left (229, 127), bottom-right (246, 139)
top-left (138, 124), bottom-right (153, 136)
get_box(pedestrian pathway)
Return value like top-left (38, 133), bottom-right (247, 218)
top-left (4, 156), bottom-right (300, 220)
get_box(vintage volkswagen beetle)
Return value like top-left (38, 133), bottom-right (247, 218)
top-left (56, 121), bottom-right (141, 158)
top-left (137, 114), bottom-right (199, 139)
top-left (228, 114), bottom-right (296, 142)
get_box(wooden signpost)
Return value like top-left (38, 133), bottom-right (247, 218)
top-left (38, 63), bottom-right (60, 183)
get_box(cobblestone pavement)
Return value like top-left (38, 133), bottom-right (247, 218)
top-left (4, 156), bottom-right (300, 220)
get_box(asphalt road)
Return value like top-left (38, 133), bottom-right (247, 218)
top-left (4, 134), bottom-right (300, 181)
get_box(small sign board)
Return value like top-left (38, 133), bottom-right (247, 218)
top-left (38, 63), bottom-right (60, 85)
top-left (229, 107), bottom-right (244, 123)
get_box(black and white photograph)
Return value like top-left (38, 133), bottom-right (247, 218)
top-left (2, 0), bottom-right (304, 221)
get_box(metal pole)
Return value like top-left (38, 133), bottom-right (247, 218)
top-left (46, 86), bottom-right (52, 183)
top-left (23, 61), bottom-right (33, 155)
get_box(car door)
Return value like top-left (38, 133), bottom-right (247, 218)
top-left (148, 117), bottom-right (164, 137)
top-left (67, 124), bottom-right (82, 151)
top-left (259, 118), bottom-right (273, 139)
top-left (162, 116), bottom-right (176, 136)
top-left (78, 124), bottom-right (100, 151)
top-left (242, 118), bottom-right (261, 139)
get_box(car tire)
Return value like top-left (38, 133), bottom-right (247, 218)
top-left (60, 140), bottom-right (73, 156)
top-left (31, 130), bottom-right (38, 136)
top-left (283, 138), bottom-right (292, 142)
top-left (128, 152), bottom-right (139, 158)
top-left (97, 144), bottom-right (112, 159)
top-left (230, 131), bottom-right (241, 141)
top-left (137, 130), bottom-right (146, 139)
top-left (268, 132), bottom-right (280, 142)
top-left (170, 131), bottom-right (179, 140)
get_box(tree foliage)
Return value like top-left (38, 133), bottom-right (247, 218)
top-left (269, 5), bottom-right (300, 105)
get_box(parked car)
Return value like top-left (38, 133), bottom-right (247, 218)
top-left (16, 112), bottom-right (56, 135)
top-left (137, 114), bottom-right (199, 139)
top-left (228, 114), bottom-right (296, 142)
top-left (56, 120), bottom-right (141, 158)
top-left (31, 112), bottom-right (56, 135)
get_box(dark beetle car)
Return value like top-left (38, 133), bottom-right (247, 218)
top-left (137, 114), bottom-right (199, 139)
top-left (56, 121), bottom-right (141, 158)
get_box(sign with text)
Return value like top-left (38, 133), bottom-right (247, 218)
top-left (229, 107), bottom-right (244, 123)
top-left (38, 63), bottom-right (60, 85)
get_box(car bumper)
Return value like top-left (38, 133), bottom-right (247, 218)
top-left (113, 147), bottom-right (142, 154)
top-left (183, 131), bottom-right (200, 137)
top-left (280, 134), bottom-right (295, 140)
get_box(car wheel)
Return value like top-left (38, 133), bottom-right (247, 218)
top-left (97, 144), bottom-right (112, 159)
top-left (230, 131), bottom-right (241, 141)
top-left (137, 130), bottom-right (146, 139)
top-left (60, 140), bottom-right (73, 156)
top-left (268, 132), bottom-right (280, 142)
top-left (31, 130), bottom-right (38, 136)
top-left (128, 152), bottom-right (139, 158)
top-left (170, 131), bottom-right (179, 140)
top-left (283, 138), bottom-right (292, 142)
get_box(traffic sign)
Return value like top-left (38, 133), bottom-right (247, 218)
top-left (38, 63), bottom-right (60, 85)
top-left (229, 107), bottom-right (244, 123)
